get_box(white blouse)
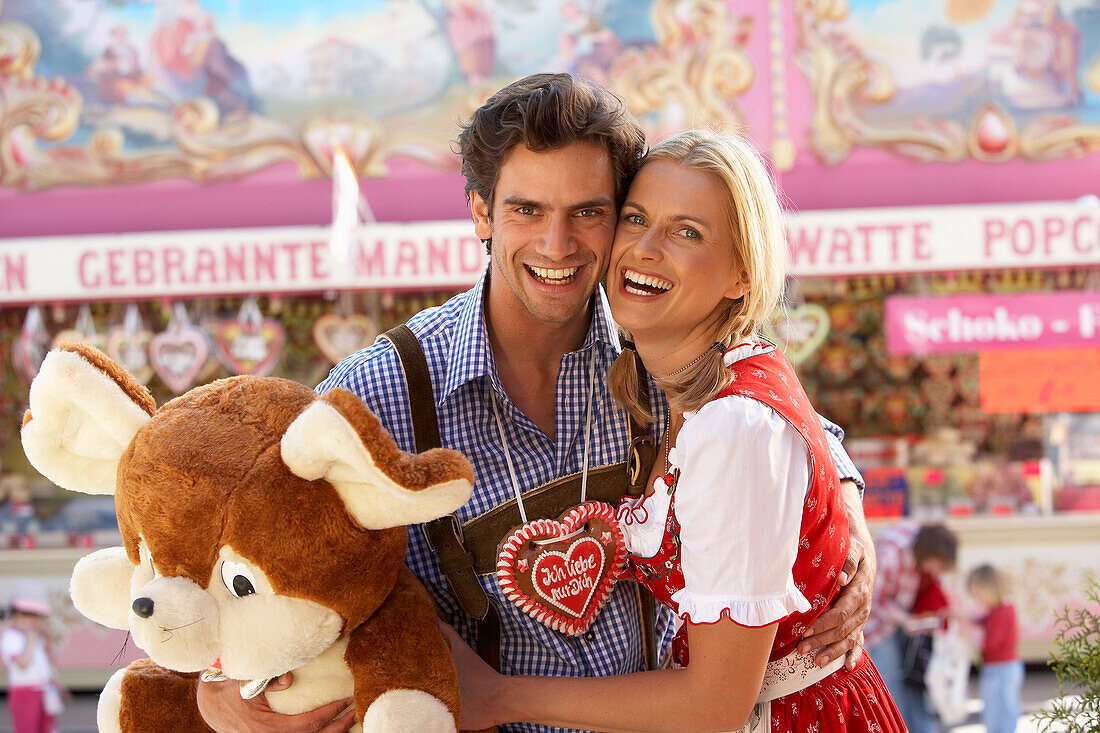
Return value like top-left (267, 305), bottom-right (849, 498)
top-left (620, 355), bottom-right (813, 627)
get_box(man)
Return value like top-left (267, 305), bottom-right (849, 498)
top-left (198, 73), bottom-right (876, 733)
top-left (865, 522), bottom-right (958, 733)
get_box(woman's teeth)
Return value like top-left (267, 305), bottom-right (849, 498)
top-left (623, 269), bottom-right (673, 296)
top-left (528, 266), bottom-right (579, 284)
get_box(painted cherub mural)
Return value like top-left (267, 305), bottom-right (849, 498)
top-left (990, 0), bottom-right (1082, 108)
top-left (443, 0), bottom-right (496, 88)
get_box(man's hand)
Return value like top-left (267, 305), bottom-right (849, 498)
top-left (196, 673), bottom-right (356, 733)
top-left (798, 480), bottom-right (876, 670)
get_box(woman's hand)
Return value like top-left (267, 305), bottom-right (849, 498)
top-left (195, 673), bottom-right (355, 733)
top-left (438, 621), bottom-right (509, 730)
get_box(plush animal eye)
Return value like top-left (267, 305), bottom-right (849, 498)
top-left (220, 561), bottom-right (257, 598)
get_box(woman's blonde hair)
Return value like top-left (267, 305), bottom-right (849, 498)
top-left (608, 129), bottom-right (787, 424)
top-left (967, 564), bottom-right (1008, 606)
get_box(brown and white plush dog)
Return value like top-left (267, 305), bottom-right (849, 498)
top-left (22, 343), bottom-right (474, 733)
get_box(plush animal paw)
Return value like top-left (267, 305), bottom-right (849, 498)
top-left (360, 689), bottom-right (457, 733)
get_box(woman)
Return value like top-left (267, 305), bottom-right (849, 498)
top-left (444, 129), bottom-right (905, 732)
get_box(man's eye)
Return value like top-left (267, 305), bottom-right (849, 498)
top-left (517, 206), bottom-right (536, 216)
top-left (576, 208), bottom-right (599, 218)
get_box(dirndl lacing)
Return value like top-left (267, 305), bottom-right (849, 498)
top-left (736, 649), bottom-right (846, 733)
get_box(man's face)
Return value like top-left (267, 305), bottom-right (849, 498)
top-left (471, 142), bottom-right (617, 329)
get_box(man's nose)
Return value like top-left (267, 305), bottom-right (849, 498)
top-left (536, 216), bottom-right (578, 259)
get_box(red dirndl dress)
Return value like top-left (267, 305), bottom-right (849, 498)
top-left (618, 343), bottom-right (906, 732)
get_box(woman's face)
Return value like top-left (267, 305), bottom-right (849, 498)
top-left (607, 159), bottom-right (749, 342)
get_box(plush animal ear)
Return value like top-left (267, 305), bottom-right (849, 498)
top-left (22, 344), bottom-right (155, 496)
top-left (70, 546), bottom-right (135, 631)
top-left (281, 389), bottom-right (474, 530)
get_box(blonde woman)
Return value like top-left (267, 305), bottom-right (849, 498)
top-left (444, 130), bottom-right (906, 733)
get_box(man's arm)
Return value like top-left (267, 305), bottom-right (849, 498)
top-left (798, 479), bottom-right (876, 668)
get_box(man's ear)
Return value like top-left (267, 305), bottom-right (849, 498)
top-left (469, 191), bottom-right (493, 242)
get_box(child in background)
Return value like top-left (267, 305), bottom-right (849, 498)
top-left (0, 593), bottom-right (61, 733)
top-left (966, 564), bottom-right (1024, 733)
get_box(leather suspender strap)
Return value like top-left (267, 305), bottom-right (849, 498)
top-left (381, 324), bottom-right (660, 671)
top-left (380, 326), bottom-right (491, 623)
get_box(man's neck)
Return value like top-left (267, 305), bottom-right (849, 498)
top-left (483, 280), bottom-right (596, 441)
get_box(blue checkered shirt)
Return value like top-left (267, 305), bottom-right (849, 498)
top-left (317, 268), bottom-right (862, 733)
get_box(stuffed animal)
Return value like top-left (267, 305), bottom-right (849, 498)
top-left (21, 343), bottom-right (475, 732)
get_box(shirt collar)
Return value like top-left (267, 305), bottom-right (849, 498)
top-left (440, 269), bottom-right (621, 403)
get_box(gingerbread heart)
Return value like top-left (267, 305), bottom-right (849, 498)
top-left (106, 327), bottom-right (154, 385)
top-left (764, 303), bottom-right (830, 364)
top-left (313, 314), bottom-right (378, 365)
top-left (12, 331), bottom-right (49, 385)
top-left (497, 502), bottom-right (626, 636)
top-left (214, 318), bottom-right (285, 376)
top-left (150, 324), bottom-right (211, 393)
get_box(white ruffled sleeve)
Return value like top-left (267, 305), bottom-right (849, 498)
top-left (669, 396), bottom-right (812, 627)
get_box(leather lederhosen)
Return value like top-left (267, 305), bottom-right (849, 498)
top-left (380, 324), bottom-right (660, 671)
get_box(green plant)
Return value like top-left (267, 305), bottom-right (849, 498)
top-left (1034, 577), bottom-right (1100, 732)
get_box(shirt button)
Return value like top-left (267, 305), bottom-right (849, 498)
top-left (583, 630), bottom-right (596, 642)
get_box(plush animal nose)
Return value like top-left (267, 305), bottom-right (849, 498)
top-left (132, 597), bottom-right (155, 618)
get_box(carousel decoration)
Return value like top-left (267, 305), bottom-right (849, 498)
top-left (612, 0), bottom-right (755, 137)
top-left (793, 0), bottom-right (1100, 164)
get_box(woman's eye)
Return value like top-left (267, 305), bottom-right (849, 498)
top-left (681, 227), bottom-right (701, 239)
top-left (623, 213), bottom-right (645, 226)
top-left (221, 561), bottom-right (257, 598)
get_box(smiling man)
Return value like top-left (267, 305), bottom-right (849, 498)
top-left (197, 73), bottom-right (876, 733)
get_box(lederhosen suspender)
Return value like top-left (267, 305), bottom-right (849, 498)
top-left (380, 324), bottom-right (661, 671)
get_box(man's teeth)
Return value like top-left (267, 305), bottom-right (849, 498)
top-left (529, 266), bottom-right (579, 283)
top-left (623, 269), bottom-right (673, 296)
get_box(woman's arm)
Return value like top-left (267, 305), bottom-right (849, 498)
top-left (446, 619), bottom-right (777, 733)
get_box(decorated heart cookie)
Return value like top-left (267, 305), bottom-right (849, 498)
top-left (106, 304), bottom-right (154, 385)
top-left (497, 502), bottom-right (626, 636)
top-left (313, 313), bottom-right (377, 365)
top-left (764, 303), bottom-right (830, 364)
top-left (150, 324), bottom-right (211, 394)
top-left (214, 300), bottom-right (286, 377)
top-left (13, 307), bottom-right (50, 385)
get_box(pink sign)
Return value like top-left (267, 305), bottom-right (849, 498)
top-left (885, 291), bottom-right (1100, 355)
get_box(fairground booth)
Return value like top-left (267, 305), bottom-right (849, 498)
top-left (0, 0), bottom-right (1098, 685)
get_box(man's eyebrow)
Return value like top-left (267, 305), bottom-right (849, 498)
top-left (500, 195), bottom-right (543, 209)
top-left (571, 198), bottom-right (615, 210)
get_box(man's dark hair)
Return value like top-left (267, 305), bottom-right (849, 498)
top-left (456, 73), bottom-right (646, 217)
top-left (912, 523), bottom-right (958, 569)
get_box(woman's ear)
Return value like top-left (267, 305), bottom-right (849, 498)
top-left (469, 191), bottom-right (493, 242)
top-left (725, 269), bottom-right (751, 301)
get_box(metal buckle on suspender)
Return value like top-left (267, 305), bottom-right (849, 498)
top-left (421, 513), bottom-right (464, 553)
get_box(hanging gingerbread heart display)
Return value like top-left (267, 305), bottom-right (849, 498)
top-left (52, 305), bottom-right (105, 351)
top-left (313, 313), bottom-right (377, 365)
top-left (497, 502), bottom-right (626, 636)
top-left (106, 304), bottom-right (154, 385)
top-left (214, 299), bottom-right (286, 377)
top-left (150, 303), bottom-right (211, 394)
top-left (13, 306), bottom-right (50, 385)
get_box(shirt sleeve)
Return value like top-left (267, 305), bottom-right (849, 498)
top-left (670, 396), bottom-right (812, 627)
top-left (0, 628), bottom-right (25, 664)
top-left (818, 415), bottom-right (864, 495)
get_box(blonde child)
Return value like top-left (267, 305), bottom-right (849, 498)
top-left (0, 593), bottom-right (63, 733)
top-left (966, 564), bottom-right (1024, 733)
